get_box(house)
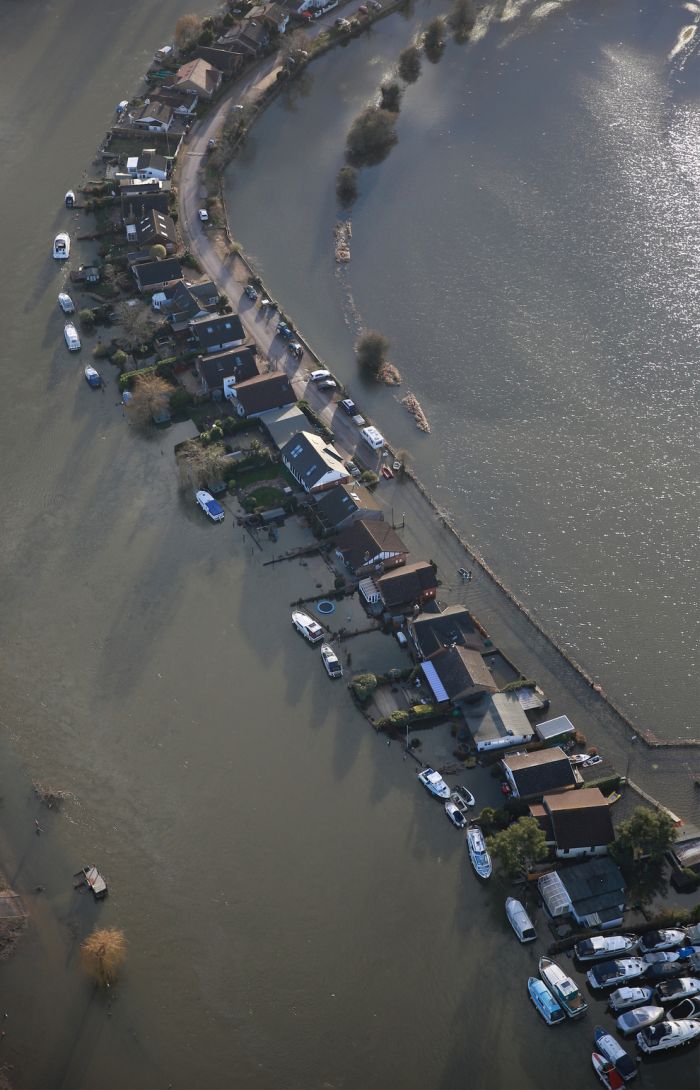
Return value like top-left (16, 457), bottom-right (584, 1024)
top-left (462, 692), bottom-right (536, 753)
top-left (118, 176), bottom-right (169, 196)
top-left (219, 20), bottom-right (271, 58)
top-left (534, 714), bottom-right (576, 745)
top-left (121, 191), bottom-right (171, 222)
top-left (420, 645), bottom-right (496, 708)
top-left (125, 152), bottom-right (170, 181)
top-left (262, 405), bottom-right (308, 450)
top-left (501, 747), bottom-right (579, 799)
top-left (227, 372), bottom-right (295, 418)
top-left (196, 347), bottom-right (259, 396)
top-left (171, 58), bottom-right (222, 98)
top-left (132, 257), bottom-right (182, 293)
top-left (335, 520), bottom-right (408, 575)
top-left (538, 857), bottom-right (626, 929)
top-left (281, 431), bottom-right (350, 493)
top-left (126, 209), bottom-right (177, 251)
top-left (189, 313), bottom-right (245, 354)
top-left (153, 280), bottom-right (219, 329)
top-left (313, 483), bottom-right (382, 534)
top-left (408, 605), bottom-right (488, 660)
top-left (131, 101), bottom-right (174, 132)
top-left (148, 88), bottom-right (199, 116)
top-left (668, 829), bottom-right (700, 890)
top-left (530, 788), bottom-right (615, 859)
top-left (376, 561), bottom-right (438, 613)
top-left (194, 46), bottom-right (246, 76)
top-left (247, 3), bottom-right (290, 32)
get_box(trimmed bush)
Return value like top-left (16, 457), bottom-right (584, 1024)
top-left (352, 673), bottom-right (378, 703)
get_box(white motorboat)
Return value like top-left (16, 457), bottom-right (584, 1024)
top-left (53, 232), bottom-right (70, 259)
top-left (84, 365), bottom-right (101, 388)
top-left (539, 956), bottom-right (588, 1018)
top-left (291, 610), bottom-right (323, 644)
top-left (445, 800), bottom-right (467, 829)
top-left (58, 291), bottom-right (75, 314)
top-left (466, 825), bottom-right (492, 879)
top-left (638, 929), bottom-right (687, 954)
top-left (64, 322), bottom-right (81, 351)
top-left (587, 959), bottom-right (647, 990)
top-left (616, 1005), bottom-right (664, 1035)
top-left (506, 898), bottom-right (536, 943)
top-left (642, 947), bottom-right (694, 965)
top-left (637, 1018), bottom-right (700, 1054)
top-left (447, 790), bottom-right (470, 820)
top-left (609, 987), bottom-right (653, 1013)
top-left (575, 935), bottom-right (638, 962)
top-left (453, 784), bottom-right (475, 808)
top-left (668, 997), bottom-right (700, 1021)
top-left (65, 189), bottom-right (76, 208)
top-left (591, 1051), bottom-right (624, 1090)
top-left (417, 768), bottom-right (450, 800)
top-left (320, 643), bottom-right (342, 679)
top-left (569, 753), bottom-right (590, 765)
top-left (528, 977), bottom-right (565, 1025)
top-left (657, 977), bottom-right (700, 1004)
top-left (594, 1027), bottom-right (637, 1082)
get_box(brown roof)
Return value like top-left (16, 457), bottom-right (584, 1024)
top-left (377, 561), bottom-right (438, 610)
top-left (175, 59), bottom-right (221, 96)
top-left (233, 372), bottom-right (295, 416)
top-left (335, 520), bottom-right (408, 571)
top-left (528, 802), bottom-right (554, 841)
top-left (543, 787), bottom-right (615, 850)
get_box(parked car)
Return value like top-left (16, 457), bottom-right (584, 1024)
top-left (335, 17), bottom-right (351, 27)
top-left (310, 369), bottom-right (331, 381)
top-left (198, 209), bottom-right (209, 223)
top-left (340, 398), bottom-right (357, 415)
top-left (318, 379), bottom-right (337, 391)
top-left (288, 341), bottom-right (303, 358)
top-left (344, 460), bottom-right (361, 477)
top-left (277, 321), bottom-right (293, 339)
top-left (368, 0), bottom-right (381, 9)
top-left (260, 297), bottom-right (274, 309)
top-left (244, 285), bottom-right (258, 301)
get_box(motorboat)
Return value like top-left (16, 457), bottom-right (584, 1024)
top-left (445, 800), bottom-right (467, 829)
top-left (447, 790), bottom-right (471, 821)
top-left (453, 784), bottom-right (475, 808)
top-left (466, 825), bottom-right (492, 879)
top-left (195, 490), bottom-right (225, 523)
top-left (637, 1018), bottom-right (700, 1054)
top-left (506, 898), bottom-right (536, 943)
top-left (587, 959), bottom-right (647, 990)
top-left (575, 935), bottom-right (638, 962)
top-left (291, 610), bottom-right (323, 644)
top-left (528, 977), bottom-right (565, 1025)
top-left (417, 768), bottom-right (450, 800)
top-left (53, 232), bottom-right (70, 259)
top-left (64, 322), bottom-right (81, 351)
top-left (539, 957), bottom-right (588, 1018)
top-left (320, 643), bottom-right (342, 679)
top-left (643, 947), bottom-right (695, 965)
top-left (84, 365), bottom-right (101, 388)
top-left (668, 997), bottom-right (700, 1021)
top-left (658, 978), bottom-right (700, 1004)
top-left (591, 1052), bottom-right (624, 1090)
top-left (644, 961), bottom-right (696, 984)
top-left (616, 1006), bottom-right (664, 1035)
top-left (608, 987), bottom-right (653, 1013)
top-left (58, 291), bottom-right (75, 313)
top-left (65, 189), bottom-right (76, 208)
top-left (569, 753), bottom-right (590, 765)
top-left (638, 929), bottom-right (686, 954)
top-left (594, 1027), bottom-right (637, 1082)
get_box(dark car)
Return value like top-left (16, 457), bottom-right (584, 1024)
top-left (340, 398), bottom-right (357, 415)
top-left (244, 285), bottom-right (258, 301)
top-left (277, 322), bottom-right (293, 339)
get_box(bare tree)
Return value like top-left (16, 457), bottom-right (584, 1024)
top-left (115, 301), bottom-right (156, 350)
top-left (126, 372), bottom-right (173, 428)
top-left (174, 14), bottom-right (202, 49)
top-left (281, 29), bottom-right (312, 62)
top-left (80, 928), bottom-right (127, 989)
top-left (176, 438), bottom-right (227, 489)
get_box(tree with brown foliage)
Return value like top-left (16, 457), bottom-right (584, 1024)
top-left (126, 372), bottom-right (173, 427)
top-left (80, 928), bottom-right (127, 989)
top-left (174, 14), bottom-right (202, 49)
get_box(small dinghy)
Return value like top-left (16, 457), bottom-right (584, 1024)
top-left (466, 825), bottom-right (492, 879)
top-left (65, 189), bottom-right (76, 208)
top-left (608, 986), bottom-right (653, 1013)
top-left (58, 291), bottom-right (75, 314)
top-left (594, 1027), bottom-right (637, 1082)
top-left (638, 929), bottom-right (687, 954)
top-left (445, 800), bottom-right (467, 829)
top-left (506, 898), bottom-right (536, 943)
top-left (591, 1051), bottom-right (624, 1090)
top-left (453, 784), bottom-right (475, 808)
top-left (616, 1005), bottom-right (664, 1035)
top-left (74, 864), bottom-right (107, 900)
top-left (668, 997), bottom-right (700, 1021)
top-left (84, 365), bottom-right (101, 388)
top-left (64, 322), bottom-right (81, 351)
top-left (539, 957), bottom-right (588, 1018)
top-left (637, 1018), bottom-right (700, 1054)
top-left (575, 935), bottom-right (638, 962)
top-left (53, 232), bottom-right (70, 260)
top-left (528, 977), bottom-right (565, 1025)
top-left (417, 768), bottom-right (450, 799)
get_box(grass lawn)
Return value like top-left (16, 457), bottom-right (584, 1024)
top-left (244, 485), bottom-right (285, 510)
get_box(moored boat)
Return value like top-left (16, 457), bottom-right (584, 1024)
top-left (643, 947), bottom-right (695, 965)
top-left (65, 189), bottom-right (76, 208)
top-left (638, 929), bottom-right (686, 954)
top-left (466, 825), bottom-right (492, 879)
top-left (608, 986), bottom-right (653, 1013)
top-left (75, 864), bottom-right (107, 900)
top-left (445, 800), bottom-right (467, 829)
top-left (320, 643), bottom-right (342, 678)
top-left (636, 1018), bottom-right (700, 1054)
top-left (657, 977), bottom-right (700, 1004)
top-left (58, 291), bottom-right (75, 313)
top-left (84, 365), bottom-right (101, 388)
top-left (528, 977), bottom-right (565, 1025)
top-left (594, 1026), bottom-right (637, 1081)
top-left (539, 956), bottom-right (588, 1017)
top-left (668, 997), bottom-right (700, 1020)
top-left (53, 232), bottom-right (70, 259)
top-left (575, 935), bottom-right (638, 962)
top-left (417, 767), bottom-right (450, 799)
top-left (591, 1051), bottom-right (624, 1090)
top-left (587, 959), bottom-right (647, 990)
top-left (64, 322), bottom-right (81, 351)
top-left (506, 898), bottom-right (536, 943)
top-left (291, 610), bottom-right (323, 644)
top-left (453, 784), bottom-right (475, 808)
top-left (616, 1005), bottom-right (664, 1035)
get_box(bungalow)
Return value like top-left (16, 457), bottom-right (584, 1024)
top-left (153, 280), bottom-right (219, 328)
top-left (462, 692), bottom-right (535, 753)
top-left (538, 857), bottom-right (626, 929)
top-left (408, 605), bottom-right (488, 660)
top-left (376, 560), bottom-right (438, 614)
top-left (148, 88), bottom-right (199, 116)
top-left (219, 20), bottom-right (271, 58)
top-left (126, 209), bottom-right (177, 251)
top-left (530, 788), bottom-right (615, 859)
top-left (131, 101), bottom-right (174, 133)
top-left (121, 191), bottom-right (171, 221)
top-left (335, 520), bottom-right (408, 575)
top-left (262, 405), bottom-right (308, 450)
top-left (227, 372), bottom-right (295, 418)
top-left (170, 58), bottom-right (223, 98)
top-left (189, 313), bottom-right (245, 354)
top-left (501, 747), bottom-right (579, 800)
top-left (313, 483), bottom-right (382, 534)
top-left (196, 346), bottom-right (259, 396)
top-left (420, 645), bottom-right (496, 708)
top-left (281, 431), bottom-right (349, 493)
top-left (126, 152), bottom-right (170, 181)
top-left (195, 46), bottom-right (246, 76)
top-left (132, 257), bottom-right (183, 293)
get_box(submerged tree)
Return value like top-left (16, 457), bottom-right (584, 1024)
top-left (125, 372), bottom-right (173, 428)
top-left (486, 817), bottom-right (548, 879)
top-left (177, 438), bottom-right (227, 489)
top-left (115, 300), bottom-right (156, 351)
top-left (448, 0), bottom-right (476, 42)
top-left (174, 14), bottom-right (202, 49)
top-left (345, 107), bottom-right (398, 168)
top-left (379, 80), bottom-right (403, 114)
top-left (336, 165), bottom-right (359, 207)
top-left (397, 44), bottom-right (422, 83)
top-left (355, 330), bottom-right (390, 376)
top-left (423, 17), bottom-right (447, 62)
top-left (80, 928), bottom-right (127, 989)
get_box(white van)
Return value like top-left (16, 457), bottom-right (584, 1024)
top-left (310, 369), bottom-right (331, 382)
top-left (360, 425), bottom-right (385, 450)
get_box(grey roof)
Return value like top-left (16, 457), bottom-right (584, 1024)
top-left (190, 313), bottom-right (244, 352)
top-left (197, 347), bottom-right (258, 390)
top-left (502, 747), bottom-right (577, 797)
top-left (281, 432), bottom-right (348, 491)
top-left (262, 405), bottom-right (308, 449)
top-left (421, 646), bottom-right (496, 702)
top-left (558, 857), bottom-right (626, 917)
top-left (463, 692), bottom-right (535, 748)
top-left (137, 152), bottom-right (168, 172)
top-left (232, 372), bottom-right (295, 416)
top-left (670, 835), bottom-right (700, 870)
top-left (133, 257), bottom-right (182, 289)
top-left (410, 605), bottom-right (488, 658)
top-left (314, 483), bottom-right (381, 531)
top-left (133, 101), bottom-right (173, 126)
top-left (121, 191), bottom-right (171, 220)
top-left (137, 209), bottom-right (176, 246)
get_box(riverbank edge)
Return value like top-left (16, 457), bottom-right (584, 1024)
top-left (176, 18), bottom-right (700, 754)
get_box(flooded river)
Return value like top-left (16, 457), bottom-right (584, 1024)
top-left (0, 1), bottom-right (698, 1088)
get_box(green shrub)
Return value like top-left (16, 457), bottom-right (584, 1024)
top-left (79, 309), bottom-right (95, 328)
top-left (92, 343), bottom-right (109, 359)
top-left (352, 673), bottom-right (378, 703)
top-left (398, 45), bottom-right (421, 83)
top-left (345, 107), bottom-right (398, 168)
top-left (388, 710), bottom-right (410, 728)
top-left (111, 349), bottom-right (127, 368)
top-left (169, 387), bottom-right (192, 412)
top-left (360, 470), bottom-right (379, 490)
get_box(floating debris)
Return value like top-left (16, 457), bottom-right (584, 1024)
top-left (334, 220), bottom-right (352, 263)
top-left (378, 362), bottom-right (401, 385)
top-left (33, 782), bottom-right (73, 810)
top-left (401, 392), bottom-right (431, 432)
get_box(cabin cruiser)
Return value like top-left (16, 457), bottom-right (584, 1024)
top-left (638, 929), bottom-right (686, 954)
top-left (466, 825), bottom-right (492, 878)
top-left (65, 189), bottom-right (76, 208)
top-left (575, 935), bottom-right (637, 962)
top-left (64, 322), bottom-right (81, 351)
top-left (320, 643), bottom-right (342, 679)
top-left (84, 365), bottom-right (101, 388)
top-left (58, 291), bottom-right (75, 313)
top-left (593, 1027), bottom-right (637, 1082)
top-left (591, 1052), bottom-right (624, 1090)
top-left (587, 959), bottom-right (647, 990)
top-left (417, 768), bottom-right (450, 799)
top-left (637, 1018), bottom-right (700, 1054)
top-left (608, 987), bottom-right (653, 1013)
top-left (539, 957), bottom-right (588, 1017)
top-left (616, 1005), bottom-right (664, 1035)
top-left (291, 611), bottom-right (323, 644)
top-left (657, 977), bottom-right (700, 1004)
top-left (506, 898), bottom-right (536, 943)
top-left (528, 977), bottom-right (565, 1025)
top-left (445, 800), bottom-right (467, 829)
top-left (642, 947), bottom-right (695, 965)
top-left (453, 784), bottom-right (475, 808)
top-left (668, 997), bottom-right (700, 1021)
top-left (53, 232), bottom-right (70, 259)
